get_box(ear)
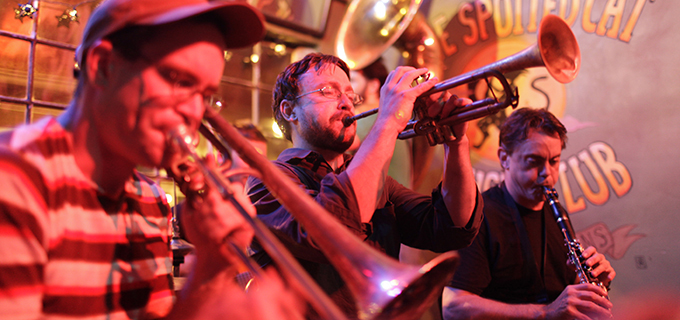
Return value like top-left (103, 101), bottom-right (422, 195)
top-left (85, 39), bottom-right (114, 88)
top-left (280, 99), bottom-right (297, 122)
top-left (498, 147), bottom-right (509, 170)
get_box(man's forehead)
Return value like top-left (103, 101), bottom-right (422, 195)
top-left (299, 64), bottom-right (350, 87)
top-left (514, 131), bottom-right (562, 157)
top-left (139, 21), bottom-right (226, 58)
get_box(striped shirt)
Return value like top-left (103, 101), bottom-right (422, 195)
top-left (0, 118), bottom-right (174, 319)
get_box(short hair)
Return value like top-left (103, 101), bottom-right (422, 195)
top-left (272, 52), bottom-right (350, 141)
top-left (499, 108), bottom-right (568, 154)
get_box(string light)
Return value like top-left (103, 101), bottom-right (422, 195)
top-left (15, 2), bottom-right (37, 21)
top-left (56, 7), bottom-right (80, 28)
top-left (14, 0), bottom-right (97, 28)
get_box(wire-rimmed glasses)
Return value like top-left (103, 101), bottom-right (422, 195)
top-left (295, 86), bottom-right (364, 106)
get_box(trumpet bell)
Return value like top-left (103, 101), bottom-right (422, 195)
top-left (538, 14), bottom-right (581, 84)
top-left (470, 14), bottom-right (580, 85)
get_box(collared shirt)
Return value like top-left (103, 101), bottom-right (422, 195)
top-left (247, 148), bottom-right (483, 318)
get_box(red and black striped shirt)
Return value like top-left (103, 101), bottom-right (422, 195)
top-left (0, 118), bottom-right (174, 319)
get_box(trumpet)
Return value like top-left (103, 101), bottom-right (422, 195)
top-left (543, 187), bottom-right (609, 296)
top-left (343, 14), bottom-right (581, 146)
top-left (168, 109), bottom-right (461, 320)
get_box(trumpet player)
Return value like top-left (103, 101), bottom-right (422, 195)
top-left (0, 0), bottom-right (303, 319)
top-left (247, 52), bottom-right (483, 318)
top-left (442, 108), bottom-right (615, 320)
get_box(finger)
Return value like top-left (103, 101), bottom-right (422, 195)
top-left (584, 253), bottom-right (603, 271)
top-left (409, 73), bottom-right (438, 95)
top-left (391, 67), bottom-right (435, 90)
top-left (422, 91), bottom-right (451, 118)
top-left (384, 66), bottom-right (415, 87)
top-left (440, 97), bottom-right (472, 140)
top-left (204, 152), bottom-right (217, 167)
top-left (606, 269), bottom-right (616, 283)
top-left (581, 246), bottom-right (597, 259)
top-left (180, 162), bottom-right (206, 193)
top-left (441, 96), bottom-right (473, 117)
top-left (588, 258), bottom-right (609, 277)
top-left (579, 284), bottom-right (612, 306)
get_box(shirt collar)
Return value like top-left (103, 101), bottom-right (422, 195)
top-left (277, 148), bottom-right (353, 175)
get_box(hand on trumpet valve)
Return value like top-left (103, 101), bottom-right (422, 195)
top-left (420, 89), bottom-right (474, 143)
top-left (378, 66), bottom-right (439, 130)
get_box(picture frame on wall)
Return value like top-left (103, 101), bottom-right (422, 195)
top-left (252, 0), bottom-right (332, 38)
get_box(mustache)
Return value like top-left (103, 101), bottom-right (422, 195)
top-left (332, 111), bottom-right (355, 126)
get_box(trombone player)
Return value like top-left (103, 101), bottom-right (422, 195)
top-left (0, 0), bottom-right (303, 318)
top-left (247, 52), bottom-right (483, 318)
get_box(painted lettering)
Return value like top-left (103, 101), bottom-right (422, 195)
top-left (478, 0), bottom-right (493, 40)
top-left (560, 161), bottom-right (587, 213)
top-left (449, 0), bottom-right (650, 56)
top-left (493, 0), bottom-right (514, 38)
top-left (559, 0), bottom-right (580, 26)
top-left (597, 0), bottom-right (626, 39)
top-left (460, 2), bottom-right (480, 45)
top-left (577, 150), bottom-right (610, 205)
top-left (582, 0), bottom-right (598, 33)
top-left (513, 0), bottom-right (524, 35)
top-left (543, 0), bottom-right (557, 22)
top-left (441, 31), bottom-right (459, 55)
top-left (589, 142), bottom-right (632, 197)
top-left (620, 0), bottom-right (648, 42)
top-left (528, 0), bottom-right (540, 32)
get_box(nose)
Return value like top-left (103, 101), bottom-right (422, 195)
top-left (538, 163), bottom-right (550, 179)
top-left (537, 160), bottom-right (559, 185)
top-left (176, 93), bottom-right (205, 129)
top-left (338, 93), bottom-right (355, 111)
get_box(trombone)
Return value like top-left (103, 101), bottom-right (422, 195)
top-left (168, 112), bottom-right (460, 320)
top-left (343, 14), bottom-right (581, 146)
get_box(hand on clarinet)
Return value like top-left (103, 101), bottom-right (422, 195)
top-left (580, 246), bottom-right (616, 290)
top-left (543, 283), bottom-right (613, 320)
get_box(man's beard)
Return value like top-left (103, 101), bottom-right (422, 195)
top-left (299, 113), bottom-right (354, 153)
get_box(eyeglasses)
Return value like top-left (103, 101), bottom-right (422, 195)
top-left (295, 87), bottom-right (364, 106)
top-left (154, 66), bottom-right (225, 112)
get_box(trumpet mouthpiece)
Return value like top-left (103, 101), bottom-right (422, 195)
top-left (342, 116), bottom-right (355, 127)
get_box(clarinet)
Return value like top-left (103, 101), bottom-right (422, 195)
top-left (543, 186), bottom-right (609, 296)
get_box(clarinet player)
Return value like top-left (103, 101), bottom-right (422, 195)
top-left (442, 108), bottom-right (616, 320)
